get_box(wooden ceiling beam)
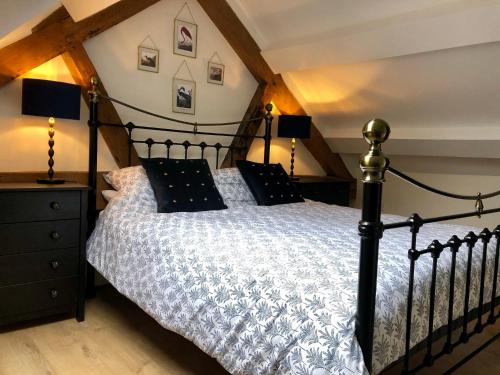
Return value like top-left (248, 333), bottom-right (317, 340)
top-left (0, 0), bottom-right (161, 88)
top-left (220, 82), bottom-right (267, 168)
top-left (72, 0), bottom-right (160, 43)
top-left (197, 0), bottom-right (353, 179)
top-left (0, 1), bottom-right (158, 168)
top-left (62, 43), bottom-right (139, 168)
top-left (31, 6), bottom-right (71, 33)
top-left (265, 75), bottom-right (353, 179)
top-left (0, 16), bottom-right (72, 86)
top-left (196, 1), bottom-right (273, 84)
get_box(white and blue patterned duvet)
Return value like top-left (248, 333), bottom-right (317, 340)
top-left (87, 195), bottom-right (499, 375)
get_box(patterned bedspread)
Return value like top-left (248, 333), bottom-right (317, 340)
top-left (87, 194), bottom-right (499, 375)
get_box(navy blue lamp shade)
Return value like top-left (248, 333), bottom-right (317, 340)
top-left (22, 78), bottom-right (81, 120)
top-left (277, 115), bottom-right (312, 179)
top-left (21, 78), bottom-right (81, 184)
top-left (277, 115), bottom-right (311, 139)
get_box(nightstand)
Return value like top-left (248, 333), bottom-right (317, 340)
top-left (0, 183), bottom-right (88, 326)
top-left (293, 176), bottom-right (353, 206)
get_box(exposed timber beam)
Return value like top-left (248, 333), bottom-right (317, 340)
top-left (220, 82), bottom-right (267, 168)
top-left (0, 2), bottom-right (159, 167)
top-left (265, 75), bottom-right (353, 180)
top-left (197, 0), bottom-right (353, 179)
top-left (62, 43), bottom-right (140, 168)
top-left (0, 0), bottom-right (161, 88)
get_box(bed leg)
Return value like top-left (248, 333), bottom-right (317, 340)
top-left (86, 77), bottom-right (99, 299)
top-left (356, 119), bottom-right (390, 373)
top-left (86, 262), bottom-right (96, 298)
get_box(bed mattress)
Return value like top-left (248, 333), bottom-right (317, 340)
top-left (87, 195), bottom-right (499, 374)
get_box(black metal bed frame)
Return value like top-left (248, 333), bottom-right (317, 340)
top-left (357, 119), bottom-right (500, 374)
top-left (86, 77), bottom-right (272, 232)
top-left (86, 79), bottom-right (499, 374)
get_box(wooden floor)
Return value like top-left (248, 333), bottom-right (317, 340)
top-left (0, 286), bottom-right (498, 375)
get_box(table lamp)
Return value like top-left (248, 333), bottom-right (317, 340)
top-left (277, 115), bottom-right (311, 179)
top-left (22, 78), bottom-right (81, 184)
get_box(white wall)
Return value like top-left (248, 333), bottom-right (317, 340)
top-left (83, 0), bottom-right (258, 169)
top-left (280, 41), bottom-right (500, 229)
top-left (283, 42), bottom-right (500, 143)
top-left (0, 56), bottom-right (116, 172)
top-left (343, 154), bottom-right (500, 229)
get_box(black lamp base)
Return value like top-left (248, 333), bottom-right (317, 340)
top-left (37, 178), bottom-right (65, 185)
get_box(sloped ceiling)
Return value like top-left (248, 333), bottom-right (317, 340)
top-left (0, 0), bottom-right (59, 48)
top-left (0, 0), bottom-right (120, 48)
top-left (229, 0), bottom-right (500, 158)
top-left (2, 0), bottom-right (499, 160)
top-left (0, 0), bottom-right (56, 38)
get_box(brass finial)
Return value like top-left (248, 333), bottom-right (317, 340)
top-left (265, 103), bottom-right (273, 113)
top-left (89, 76), bottom-right (99, 103)
top-left (359, 119), bottom-right (391, 183)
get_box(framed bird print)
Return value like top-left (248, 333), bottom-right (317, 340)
top-left (137, 46), bottom-right (159, 73)
top-left (173, 19), bottom-right (197, 58)
top-left (172, 78), bottom-right (196, 115)
top-left (207, 62), bottom-right (224, 85)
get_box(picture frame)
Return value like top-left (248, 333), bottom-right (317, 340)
top-left (137, 46), bottom-right (159, 73)
top-left (172, 78), bottom-right (196, 115)
top-left (173, 19), bottom-right (197, 58)
top-left (207, 61), bottom-right (225, 85)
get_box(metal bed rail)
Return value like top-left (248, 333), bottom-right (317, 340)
top-left (357, 119), bottom-right (500, 374)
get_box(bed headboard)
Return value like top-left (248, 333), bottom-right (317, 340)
top-left (86, 76), bottom-right (273, 231)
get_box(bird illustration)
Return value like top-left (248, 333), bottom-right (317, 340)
top-left (177, 86), bottom-right (192, 107)
top-left (178, 87), bottom-right (191, 100)
top-left (180, 26), bottom-right (192, 43)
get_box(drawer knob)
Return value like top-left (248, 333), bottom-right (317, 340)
top-left (50, 201), bottom-right (61, 210)
top-left (50, 289), bottom-right (59, 299)
top-left (50, 260), bottom-right (59, 269)
top-left (50, 231), bottom-right (61, 240)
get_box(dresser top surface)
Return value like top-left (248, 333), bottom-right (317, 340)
top-left (0, 182), bottom-right (89, 192)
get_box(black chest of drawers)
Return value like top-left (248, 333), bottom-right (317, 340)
top-left (0, 183), bottom-right (88, 325)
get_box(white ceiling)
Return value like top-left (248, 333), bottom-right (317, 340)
top-left (230, 0), bottom-right (500, 71)
top-left (60, 0), bottom-right (120, 22)
top-left (0, 0), bottom-right (120, 48)
top-left (0, 0), bottom-right (59, 46)
top-left (230, 0), bottom-right (459, 49)
top-left (229, 0), bottom-right (500, 157)
top-left (0, 0), bottom-right (56, 38)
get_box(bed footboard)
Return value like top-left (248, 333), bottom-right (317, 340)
top-left (356, 120), bottom-right (500, 374)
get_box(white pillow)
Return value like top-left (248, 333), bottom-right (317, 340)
top-left (104, 165), bottom-right (149, 191)
top-left (101, 190), bottom-right (118, 202)
top-left (103, 165), bottom-right (157, 211)
top-left (212, 167), bottom-right (247, 184)
top-left (212, 167), bottom-right (256, 204)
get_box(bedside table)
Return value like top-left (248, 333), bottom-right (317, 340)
top-left (293, 176), bottom-right (353, 206)
top-left (0, 183), bottom-right (88, 325)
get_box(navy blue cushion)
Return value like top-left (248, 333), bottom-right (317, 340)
top-left (141, 158), bottom-right (227, 213)
top-left (236, 160), bottom-right (304, 206)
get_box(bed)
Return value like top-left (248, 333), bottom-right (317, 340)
top-left (84, 77), bottom-right (500, 374)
